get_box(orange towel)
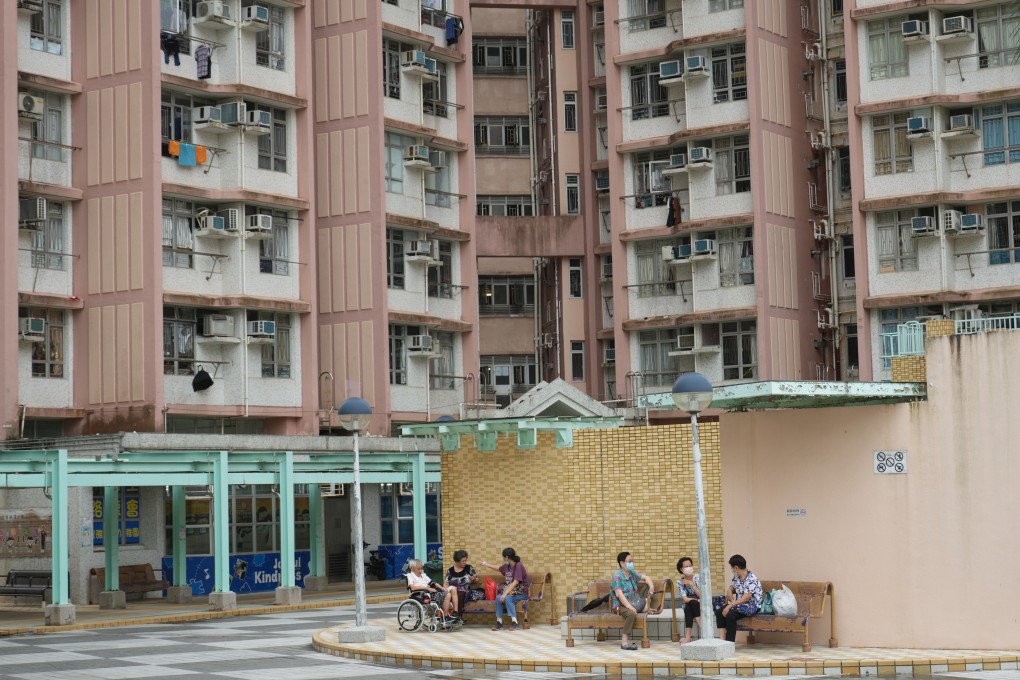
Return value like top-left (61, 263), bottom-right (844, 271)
top-left (195, 146), bottom-right (208, 164)
top-left (168, 140), bottom-right (180, 157)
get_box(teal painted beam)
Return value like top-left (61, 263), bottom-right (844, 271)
top-left (516, 429), bottom-right (537, 449)
top-left (212, 451), bottom-right (230, 593)
top-left (308, 482), bottom-right (322, 577)
top-left (50, 450), bottom-right (69, 604)
top-left (412, 452), bottom-right (426, 563)
top-left (172, 486), bottom-right (187, 587)
top-left (279, 452), bottom-right (296, 588)
top-left (441, 434), bottom-right (460, 451)
top-left (103, 486), bottom-right (120, 591)
top-left (475, 431), bottom-right (497, 451)
top-left (69, 473), bottom-right (212, 487)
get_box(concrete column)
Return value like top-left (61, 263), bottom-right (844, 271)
top-left (46, 450), bottom-right (75, 626)
top-left (98, 486), bottom-right (125, 610)
top-left (209, 451), bottom-right (235, 611)
top-left (412, 452), bottom-right (427, 561)
top-left (304, 482), bottom-right (327, 591)
top-left (275, 452), bottom-right (301, 605)
top-left (167, 485), bottom-right (192, 604)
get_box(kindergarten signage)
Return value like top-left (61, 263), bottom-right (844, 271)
top-left (161, 551), bottom-right (312, 596)
top-left (93, 487), bottom-right (141, 546)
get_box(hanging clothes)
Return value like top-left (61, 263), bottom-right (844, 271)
top-left (445, 16), bottom-right (464, 46)
top-left (167, 140), bottom-right (181, 157)
top-left (160, 32), bottom-right (181, 66)
top-left (195, 44), bottom-right (212, 80)
top-left (178, 143), bottom-right (197, 167)
top-left (666, 196), bottom-right (682, 227)
top-left (195, 146), bottom-right (208, 165)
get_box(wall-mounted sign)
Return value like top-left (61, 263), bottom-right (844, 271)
top-left (93, 487), bottom-right (141, 545)
top-left (785, 508), bottom-right (807, 517)
top-left (0, 509), bottom-right (52, 556)
top-left (874, 450), bottom-right (907, 474)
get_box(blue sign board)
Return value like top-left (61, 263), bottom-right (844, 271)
top-left (93, 487), bottom-right (141, 546)
top-left (378, 543), bottom-right (443, 580)
top-left (162, 551), bottom-right (312, 596)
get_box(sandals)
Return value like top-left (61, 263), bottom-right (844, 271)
top-left (620, 642), bottom-right (638, 650)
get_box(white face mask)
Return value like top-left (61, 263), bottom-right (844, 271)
top-left (682, 566), bottom-right (694, 576)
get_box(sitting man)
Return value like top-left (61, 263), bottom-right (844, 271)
top-left (611, 551), bottom-right (655, 650)
top-left (405, 558), bottom-right (459, 620)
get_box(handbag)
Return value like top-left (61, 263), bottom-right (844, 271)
top-left (712, 595), bottom-right (728, 613)
top-left (760, 589), bottom-right (776, 615)
top-left (625, 590), bottom-right (646, 613)
top-left (483, 576), bottom-right (497, 601)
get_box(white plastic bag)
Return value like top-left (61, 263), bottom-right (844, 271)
top-left (772, 584), bottom-right (797, 617)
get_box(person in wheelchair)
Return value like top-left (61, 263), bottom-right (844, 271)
top-left (405, 558), bottom-right (459, 621)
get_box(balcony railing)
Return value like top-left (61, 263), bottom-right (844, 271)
top-left (881, 315), bottom-right (1020, 364)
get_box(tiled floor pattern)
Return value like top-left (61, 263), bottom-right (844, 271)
top-left (314, 618), bottom-right (1020, 677)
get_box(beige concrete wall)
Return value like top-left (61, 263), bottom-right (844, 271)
top-left (441, 423), bottom-right (724, 623)
top-left (720, 331), bottom-right (1020, 650)
top-left (476, 157), bottom-right (533, 195)
top-left (479, 316), bottom-right (536, 355)
top-left (473, 79), bottom-right (530, 116)
top-left (470, 8), bottom-right (527, 35)
top-left (478, 257), bottom-right (534, 276)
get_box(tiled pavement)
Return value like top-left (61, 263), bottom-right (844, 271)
top-left (314, 617), bottom-right (1020, 677)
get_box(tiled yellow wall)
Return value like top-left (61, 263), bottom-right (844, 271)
top-left (891, 355), bottom-right (927, 383)
top-left (925, 319), bottom-right (955, 338)
top-left (440, 423), bottom-right (725, 622)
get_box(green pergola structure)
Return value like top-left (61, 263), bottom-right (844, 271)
top-left (0, 448), bottom-right (439, 624)
top-left (400, 416), bottom-right (625, 451)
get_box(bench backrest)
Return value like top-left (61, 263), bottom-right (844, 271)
top-left (90, 564), bottom-right (159, 585)
top-left (528, 570), bottom-right (551, 601)
top-left (581, 577), bottom-right (673, 615)
top-left (6, 571), bottom-right (52, 587)
top-left (760, 580), bottom-right (832, 618)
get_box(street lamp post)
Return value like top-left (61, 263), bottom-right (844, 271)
top-left (672, 372), bottom-right (734, 660)
top-left (335, 397), bottom-right (385, 641)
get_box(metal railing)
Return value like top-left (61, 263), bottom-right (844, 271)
top-left (881, 315), bottom-right (1020, 363)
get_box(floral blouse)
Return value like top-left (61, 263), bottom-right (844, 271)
top-left (731, 570), bottom-right (763, 609)
top-left (678, 573), bottom-right (701, 600)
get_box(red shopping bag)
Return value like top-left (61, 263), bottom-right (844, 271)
top-left (483, 576), bottom-right (498, 601)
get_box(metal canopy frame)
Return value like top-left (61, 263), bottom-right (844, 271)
top-left (0, 449), bottom-right (440, 609)
top-left (400, 416), bottom-right (625, 451)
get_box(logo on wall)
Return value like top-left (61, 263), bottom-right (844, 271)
top-left (0, 509), bottom-right (52, 557)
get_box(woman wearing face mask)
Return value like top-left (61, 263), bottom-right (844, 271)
top-left (610, 551), bottom-right (656, 650)
top-left (479, 547), bottom-right (530, 631)
top-left (675, 556), bottom-right (701, 644)
top-left (716, 553), bottom-right (763, 642)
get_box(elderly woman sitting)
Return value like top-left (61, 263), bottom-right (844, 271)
top-left (405, 558), bottom-right (459, 619)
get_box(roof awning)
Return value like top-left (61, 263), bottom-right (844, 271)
top-left (637, 381), bottom-right (927, 412)
top-left (400, 416), bottom-right (624, 451)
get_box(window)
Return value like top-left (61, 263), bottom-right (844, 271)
top-left (570, 341), bottom-right (584, 380)
top-left (876, 209), bottom-right (918, 272)
top-left (831, 0), bottom-right (843, 17)
top-left (383, 39), bottom-right (413, 98)
top-left (880, 306), bottom-right (931, 372)
top-left (422, 61), bottom-right (450, 118)
top-left (836, 147), bottom-right (851, 193)
top-left (389, 324), bottom-right (420, 385)
top-left (568, 258), bottom-right (582, 298)
top-left (385, 131), bottom-right (415, 193)
top-left (476, 195), bottom-right (534, 216)
top-left (561, 10), bottom-right (575, 48)
top-left (638, 329), bottom-right (682, 387)
top-left (709, 0), bottom-right (743, 11)
top-left (479, 355), bottom-right (538, 397)
top-left (160, 0), bottom-right (188, 34)
top-left (30, 0), bottom-right (62, 54)
top-left (387, 228), bottom-right (406, 288)
top-left (472, 38), bottom-right (528, 75)
top-left (844, 323), bottom-right (858, 375)
top-left (635, 239), bottom-right (681, 297)
top-left (841, 234), bottom-right (855, 280)
top-left (872, 113), bottom-right (912, 175)
top-left (711, 43), bottom-right (748, 103)
top-left (629, 62), bottom-right (669, 120)
top-left (379, 483), bottom-right (441, 544)
top-left (979, 101), bottom-right (1020, 166)
top-left (30, 200), bottom-right (65, 271)
top-left (715, 135), bottom-right (751, 195)
top-left (256, 106), bottom-right (287, 172)
top-left (160, 90), bottom-right (196, 143)
top-left (228, 485), bottom-right (310, 553)
top-left (988, 200), bottom-right (1020, 266)
top-left (254, 5), bottom-right (286, 70)
top-left (249, 311), bottom-right (291, 378)
top-left (249, 207), bottom-right (290, 275)
top-left (163, 306), bottom-right (196, 375)
top-left (29, 91), bottom-right (65, 162)
top-left (162, 198), bottom-right (194, 269)
top-left (868, 17), bottom-right (908, 80)
top-left (478, 276), bottom-right (535, 315)
top-left (564, 92), bottom-right (577, 132)
top-left (565, 174), bottom-right (580, 214)
top-left (721, 320), bottom-right (757, 380)
top-left (976, 5), bottom-right (1020, 69)
top-left (834, 60), bottom-right (847, 105)
top-left (21, 308), bottom-right (64, 378)
top-left (427, 241), bottom-right (454, 298)
top-left (626, 0), bottom-right (665, 31)
top-left (165, 416), bottom-right (264, 435)
top-left (718, 227), bottom-right (754, 286)
top-left (633, 150), bottom-right (672, 205)
top-left (474, 117), bottom-right (530, 155)
top-left (430, 332), bottom-right (456, 389)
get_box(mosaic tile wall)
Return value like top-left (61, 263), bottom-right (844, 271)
top-left (440, 422), bottom-right (725, 622)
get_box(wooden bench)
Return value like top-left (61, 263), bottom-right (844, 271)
top-left (735, 580), bottom-right (836, 652)
top-left (460, 570), bottom-right (554, 629)
top-left (90, 564), bottom-right (169, 599)
top-left (565, 578), bottom-right (677, 648)
top-left (0, 570), bottom-right (53, 602)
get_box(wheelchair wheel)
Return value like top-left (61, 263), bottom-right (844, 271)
top-left (397, 599), bottom-right (426, 632)
top-left (427, 621), bottom-right (438, 633)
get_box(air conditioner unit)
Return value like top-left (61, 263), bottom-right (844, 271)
top-left (428, 150), bottom-right (447, 168)
top-left (601, 260), bottom-right (613, 278)
top-left (810, 131), bottom-right (826, 149)
top-left (805, 41), bottom-right (822, 61)
top-left (947, 114), bottom-right (974, 132)
top-left (240, 5), bottom-right (270, 31)
top-left (194, 0), bottom-right (235, 27)
top-left (959, 213), bottom-right (984, 233)
top-left (692, 239), bottom-right (717, 257)
top-left (402, 50), bottom-right (427, 69)
top-left (247, 319), bottom-right (277, 339)
top-left (246, 213), bottom-right (274, 236)
top-left (910, 215), bottom-right (937, 237)
top-left (595, 93), bottom-right (607, 111)
top-left (594, 9), bottom-right (604, 26)
top-left (244, 109), bottom-right (272, 134)
top-left (202, 314), bottom-right (235, 337)
top-left (812, 219), bottom-right (831, 241)
top-left (676, 334), bottom-right (695, 352)
top-left (407, 334), bottom-right (434, 353)
top-left (674, 243), bottom-right (692, 261)
top-left (688, 146), bottom-right (713, 165)
top-left (220, 101), bottom-right (246, 126)
top-left (817, 308), bottom-right (836, 330)
top-left (404, 144), bottom-right (432, 167)
top-left (18, 93), bottom-right (45, 120)
top-left (595, 175), bottom-right (610, 191)
top-left (942, 209), bottom-right (962, 235)
top-left (603, 347), bottom-right (616, 362)
top-left (685, 55), bottom-right (709, 76)
top-left (217, 208), bottom-right (241, 232)
top-left (942, 16), bottom-right (972, 35)
top-left (19, 317), bottom-right (45, 340)
top-left (901, 19), bottom-right (928, 39)
top-left (18, 197), bottom-right (47, 228)
top-left (193, 105), bottom-right (230, 133)
top-left (196, 213), bottom-right (226, 232)
top-left (661, 245), bottom-right (676, 262)
top-left (906, 116), bottom-right (931, 135)
top-left (658, 60), bottom-right (683, 81)
top-left (320, 483), bottom-right (345, 497)
top-left (669, 153), bottom-right (687, 170)
top-left (405, 240), bottom-right (434, 260)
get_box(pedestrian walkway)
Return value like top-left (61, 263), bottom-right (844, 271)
top-left (313, 619), bottom-right (1020, 678)
top-left (0, 581), bottom-right (407, 636)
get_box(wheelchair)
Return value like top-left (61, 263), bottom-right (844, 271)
top-left (396, 590), bottom-right (464, 633)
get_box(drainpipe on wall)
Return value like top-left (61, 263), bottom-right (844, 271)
top-left (554, 261), bottom-right (562, 379)
top-left (545, 15), bottom-right (557, 215)
top-left (818, 0), bottom-right (840, 378)
top-left (236, 4), bottom-right (250, 417)
top-left (533, 257), bottom-right (542, 381)
top-left (526, 11), bottom-right (539, 210)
